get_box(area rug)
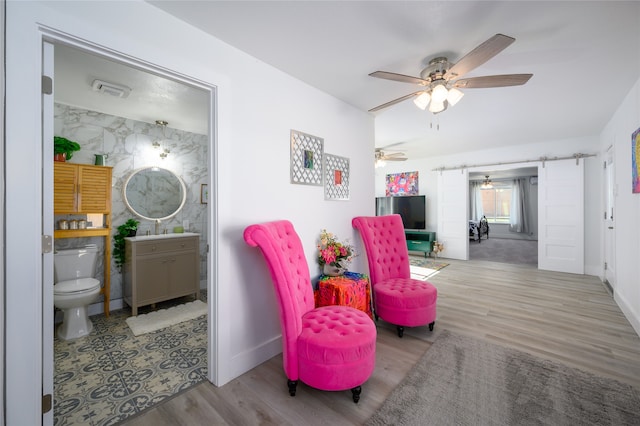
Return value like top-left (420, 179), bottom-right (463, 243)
top-left (409, 256), bottom-right (448, 280)
top-left (126, 300), bottom-right (207, 336)
top-left (367, 330), bottom-right (640, 425)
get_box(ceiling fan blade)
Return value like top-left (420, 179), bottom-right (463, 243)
top-left (369, 90), bottom-right (424, 112)
top-left (452, 74), bottom-right (533, 89)
top-left (384, 157), bottom-right (408, 162)
top-left (380, 141), bottom-right (409, 150)
top-left (383, 152), bottom-right (406, 158)
top-left (369, 71), bottom-right (429, 86)
top-left (446, 34), bottom-right (515, 80)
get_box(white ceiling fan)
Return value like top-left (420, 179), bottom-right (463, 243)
top-left (375, 147), bottom-right (408, 168)
top-left (369, 34), bottom-right (533, 114)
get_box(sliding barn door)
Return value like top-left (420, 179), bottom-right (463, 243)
top-left (538, 159), bottom-right (584, 274)
top-left (437, 169), bottom-right (469, 260)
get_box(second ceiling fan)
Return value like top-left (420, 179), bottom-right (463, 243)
top-left (369, 34), bottom-right (532, 114)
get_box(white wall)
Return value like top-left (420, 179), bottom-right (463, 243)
top-left (1, 0), bottom-right (6, 422)
top-left (599, 76), bottom-right (640, 335)
top-left (375, 136), bottom-right (602, 274)
top-left (4, 1), bottom-right (374, 423)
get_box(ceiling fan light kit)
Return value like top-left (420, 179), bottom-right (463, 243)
top-left (481, 175), bottom-right (493, 189)
top-left (413, 92), bottom-right (431, 110)
top-left (368, 34), bottom-right (532, 115)
top-left (446, 87), bottom-right (464, 106)
top-left (429, 100), bottom-right (446, 113)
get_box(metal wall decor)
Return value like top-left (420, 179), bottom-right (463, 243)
top-left (290, 129), bottom-right (324, 186)
top-left (324, 153), bottom-right (350, 200)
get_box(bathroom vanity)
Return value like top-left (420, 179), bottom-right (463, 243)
top-left (123, 233), bottom-right (200, 316)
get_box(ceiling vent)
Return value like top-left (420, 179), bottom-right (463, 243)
top-left (91, 79), bottom-right (131, 98)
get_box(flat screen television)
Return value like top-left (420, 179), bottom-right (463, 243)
top-left (375, 195), bottom-right (426, 229)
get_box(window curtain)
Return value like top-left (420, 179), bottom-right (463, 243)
top-left (509, 178), bottom-right (529, 233)
top-left (469, 181), bottom-right (484, 221)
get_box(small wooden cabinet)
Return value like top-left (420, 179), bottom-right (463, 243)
top-left (124, 234), bottom-right (200, 316)
top-left (405, 230), bottom-right (436, 257)
top-left (54, 162), bottom-right (113, 316)
top-left (54, 162), bottom-right (112, 213)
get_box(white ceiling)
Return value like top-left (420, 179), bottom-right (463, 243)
top-left (54, 44), bottom-right (210, 135)
top-left (56, 1), bottom-right (640, 160)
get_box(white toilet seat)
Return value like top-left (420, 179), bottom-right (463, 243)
top-left (54, 277), bottom-right (100, 295)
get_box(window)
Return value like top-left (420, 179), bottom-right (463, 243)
top-left (481, 182), bottom-right (512, 223)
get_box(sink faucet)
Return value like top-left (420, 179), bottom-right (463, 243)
top-left (155, 219), bottom-right (161, 235)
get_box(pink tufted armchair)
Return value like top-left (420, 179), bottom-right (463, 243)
top-left (243, 220), bottom-right (377, 403)
top-left (352, 214), bottom-right (437, 337)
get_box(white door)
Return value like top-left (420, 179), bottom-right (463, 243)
top-left (437, 169), bottom-right (469, 260)
top-left (42, 40), bottom-right (55, 425)
top-left (538, 158), bottom-right (584, 274)
top-left (604, 147), bottom-right (616, 288)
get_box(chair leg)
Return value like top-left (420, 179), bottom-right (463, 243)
top-left (429, 321), bottom-right (435, 331)
top-left (351, 386), bottom-right (362, 403)
top-left (397, 325), bottom-right (404, 338)
top-left (287, 379), bottom-right (298, 397)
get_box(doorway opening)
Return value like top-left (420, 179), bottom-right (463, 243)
top-left (45, 36), bottom-right (216, 425)
top-left (468, 167), bottom-right (538, 266)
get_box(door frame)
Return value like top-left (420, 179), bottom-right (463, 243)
top-left (39, 28), bottom-right (218, 423)
top-left (604, 145), bottom-right (616, 289)
top-left (467, 162), bottom-right (540, 265)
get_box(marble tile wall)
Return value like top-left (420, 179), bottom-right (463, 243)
top-left (54, 104), bottom-right (209, 310)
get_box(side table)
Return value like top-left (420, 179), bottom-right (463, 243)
top-left (315, 271), bottom-right (373, 319)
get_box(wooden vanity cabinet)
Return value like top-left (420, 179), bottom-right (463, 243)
top-left (124, 234), bottom-right (200, 316)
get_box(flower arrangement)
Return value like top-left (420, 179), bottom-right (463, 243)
top-left (432, 241), bottom-right (444, 258)
top-left (317, 229), bottom-right (355, 268)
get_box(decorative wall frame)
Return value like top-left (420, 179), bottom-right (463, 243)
top-left (324, 153), bottom-right (350, 200)
top-left (290, 129), bottom-right (324, 186)
top-left (385, 171), bottom-right (419, 196)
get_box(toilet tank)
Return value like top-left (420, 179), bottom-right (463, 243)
top-left (54, 245), bottom-right (99, 282)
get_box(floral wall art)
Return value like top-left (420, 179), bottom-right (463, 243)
top-left (386, 171), bottom-right (419, 196)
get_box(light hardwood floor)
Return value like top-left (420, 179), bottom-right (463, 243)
top-left (122, 259), bottom-right (640, 425)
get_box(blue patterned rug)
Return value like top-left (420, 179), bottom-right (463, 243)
top-left (54, 297), bottom-right (207, 426)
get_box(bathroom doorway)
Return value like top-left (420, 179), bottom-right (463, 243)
top-left (45, 36), bottom-right (216, 425)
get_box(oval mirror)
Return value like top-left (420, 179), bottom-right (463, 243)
top-left (123, 166), bottom-right (187, 221)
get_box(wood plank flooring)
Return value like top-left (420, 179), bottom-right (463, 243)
top-left (122, 259), bottom-right (640, 425)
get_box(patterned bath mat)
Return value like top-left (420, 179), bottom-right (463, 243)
top-left (126, 300), bottom-right (207, 336)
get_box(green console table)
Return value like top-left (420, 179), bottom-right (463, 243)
top-left (405, 230), bottom-right (436, 257)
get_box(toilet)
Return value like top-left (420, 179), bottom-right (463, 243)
top-left (54, 245), bottom-right (102, 340)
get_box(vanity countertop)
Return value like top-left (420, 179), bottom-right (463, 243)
top-left (125, 232), bottom-right (199, 241)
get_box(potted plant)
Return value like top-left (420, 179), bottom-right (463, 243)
top-left (113, 218), bottom-right (140, 270)
top-left (54, 136), bottom-right (81, 162)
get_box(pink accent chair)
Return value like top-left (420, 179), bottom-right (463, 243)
top-left (352, 214), bottom-right (437, 337)
top-left (243, 220), bottom-right (377, 403)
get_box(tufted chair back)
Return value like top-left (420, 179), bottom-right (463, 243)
top-left (243, 220), bottom-right (315, 380)
top-left (352, 214), bottom-right (411, 286)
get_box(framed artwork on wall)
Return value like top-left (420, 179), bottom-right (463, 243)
top-left (386, 171), bottom-right (419, 196)
top-left (290, 129), bottom-right (324, 186)
top-left (633, 127), bottom-right (640, 194)
top-left (324, 153), bottom-right (350, 200)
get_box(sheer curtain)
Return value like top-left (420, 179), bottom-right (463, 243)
top-left (509, 178), bottom-right (529, 233)
top-left (469, 181), bottom-right (484, 221)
